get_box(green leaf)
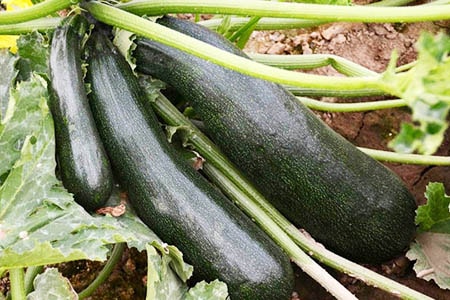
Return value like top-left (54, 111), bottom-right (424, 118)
top-left (0, 49), bottom-right (18, 119)
top-left (16, 31), bottom-right (50, 80)
top-left (406, 232), bottom-right (450, 290)
top-left (0, 75), bottom-right (47, 179)
top-left (416, 182), bottom-right (450, 233)
top-left (145, 243), bottom-right (228, 300)
top-left (146, 243), bottom-right (189, 300)
top-left (0, 75), bottom-right (162, 274)
top-left (385, 32), bottom-right (450, 155)
top-left (185, 280), bottom-right (228, 300)
top-left (27, 268), bottom-right (77, 300)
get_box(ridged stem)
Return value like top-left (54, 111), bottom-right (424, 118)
top-left (298, 97), bottom-right (407, 111)
top-left (0, 0), bottom-right (74, 25)
top-left (152, 94), bottom-right (357, 300)
top-left (117, 0), bottom-right (450, 23)
top-left (9, 268), bottom-right (26, 300)
top-left (24, 266), bottom-right (44, 294)
top-left (0, 17), bottom-right (62, 34)
top-left (82, 2), bottom-right (387, 93)
top-left (78, 243), bottom-right (126, 300)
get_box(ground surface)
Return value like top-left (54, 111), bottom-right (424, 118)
top-left (3, 11), bottom-right (449, 300)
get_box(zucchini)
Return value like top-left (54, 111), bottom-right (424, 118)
top-left (86, 30), bottom-right (294, 299)
top-left (49, 15), bottom-right (113, 211)
top-left (133, 16), bottom-right (417, 263)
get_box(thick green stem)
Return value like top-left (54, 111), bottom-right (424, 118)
top-left (249, 53), bottom-right (377, 76)
top-left (359, 148), bottom-right (450, 165)
top-left (298, 97), bottom-right (407, 111)
top-left (82, 2), bottom-right (387, 93)
top-left (117, 0), bottom-right (450, 22)
top-left (199, 17), bottom-right (325, 31)
top-left (0, 0), bottom-right (75, 25)
top-left (78, 243), bottom-right (126, 300)
top-left (24, 266), bottom-right (44, 294)
top-left (149, 90), bottom-right (434, 299)
top-left (0, 17), bottom-right (62, 34)
top-left (286, 85), bottom-right (386, 97)
top-left (9, 268), bottom-right (26, 300)
top-left (154, 96), bottom-right (356, 300)
top-left (201, 164), bottom-right (357, 300)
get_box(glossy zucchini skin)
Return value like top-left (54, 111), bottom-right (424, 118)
top-left (86, 31), bottom-right (294, 299)
top-left (49, 15), bottom-right (113, 211)
top-left (133, 16), bottom-right (417, 263)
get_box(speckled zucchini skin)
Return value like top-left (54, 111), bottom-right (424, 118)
top-left (49, 15), bottom-right (113, 211)
top-left (133, 15), bottom-right (417, 264)
top-left (86, 31), bottom-right (294, 300)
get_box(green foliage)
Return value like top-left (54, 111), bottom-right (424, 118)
top-left (386, 32), bottom-right (450, 155)
top-left (406, 182), bottom-right (450, 290)
top-left (27, 268), bottom-right (77, 300)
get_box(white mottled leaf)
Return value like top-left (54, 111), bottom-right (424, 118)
top-left (185, 280), bottom-right (228, 300)
top-left (407, 232), bottom-right (450, 290)
top-left (27, 268), bottom-right (77, 300)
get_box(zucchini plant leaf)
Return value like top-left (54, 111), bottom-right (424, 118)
top-left (416, 182), bottom-right (450, 233)
top-left (406, 182), bottom-right (450, 290)
top-left (0, 49), bottom-right (18, 119)
top-left (145, 243), bottom-right (228, 300)
top-left (16, 31), bottom-right (50, 80)
top-left (27, 268), bottom-right (77, 300)
top-left (384, 32), bottom-right (450, 155)
top-left (406, 232), bottom-right (450, 290)
top-left (185, 280), bottom-right (228, 300)
top-left (0, 74), bottom-right (164, 274)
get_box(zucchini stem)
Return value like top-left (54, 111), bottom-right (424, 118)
top-left (117, 0), bottom-right (450, 23)
top-left (8, 268), bottom-right (26, 300)
top-left (78, 243), bottom-right (126, 300)
top-left (82, 2), bottom-right (389, 93)
top-left (24, 266), bottom-right (44, 295)
top-left (0, 0), bottom-right (74, 25)
top-left (0, 17), bottom-right (62, 34)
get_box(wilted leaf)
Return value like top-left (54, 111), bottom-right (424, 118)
top-left (27, 268), bottom-right (77, 300)
top-left (407, 232), bottom-right (450, 290)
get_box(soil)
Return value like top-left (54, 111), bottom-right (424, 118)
top-left (2, 10), bottom-right (450, 300)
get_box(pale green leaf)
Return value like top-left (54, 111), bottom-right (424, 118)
top-left (0, 75), bottom-right (161, 274)
top-left (0, 49), bottom-right (18, 120)
top-left (146, 243), bottom-right (189, 300)
top-left (0, 75), bottom-right (45, 178)
top-left (185, 280), bottom-right (228, 300)
top-left (407, 232), bottom-right (450, 290)
top-left (16, 31), bottom-right (49, 80)
top-left (385, 32), bottom-right (450, 155)
top-left (27, 268), bottom-right (77, 300)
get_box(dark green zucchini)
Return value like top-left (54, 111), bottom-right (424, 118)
top-left (49, 15), bottom-right (113, 211)
top-left (85, 30), bottom-right (294, 299)
top-left (133, 15), bottom-right (417, 263)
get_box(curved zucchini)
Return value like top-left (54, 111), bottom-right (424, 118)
top-left (133, 16), bottom-right (417, 263)
top-left (86, 31), bottom-right (294, 299)
top-left (49, 15), bottom-right (113, 211)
